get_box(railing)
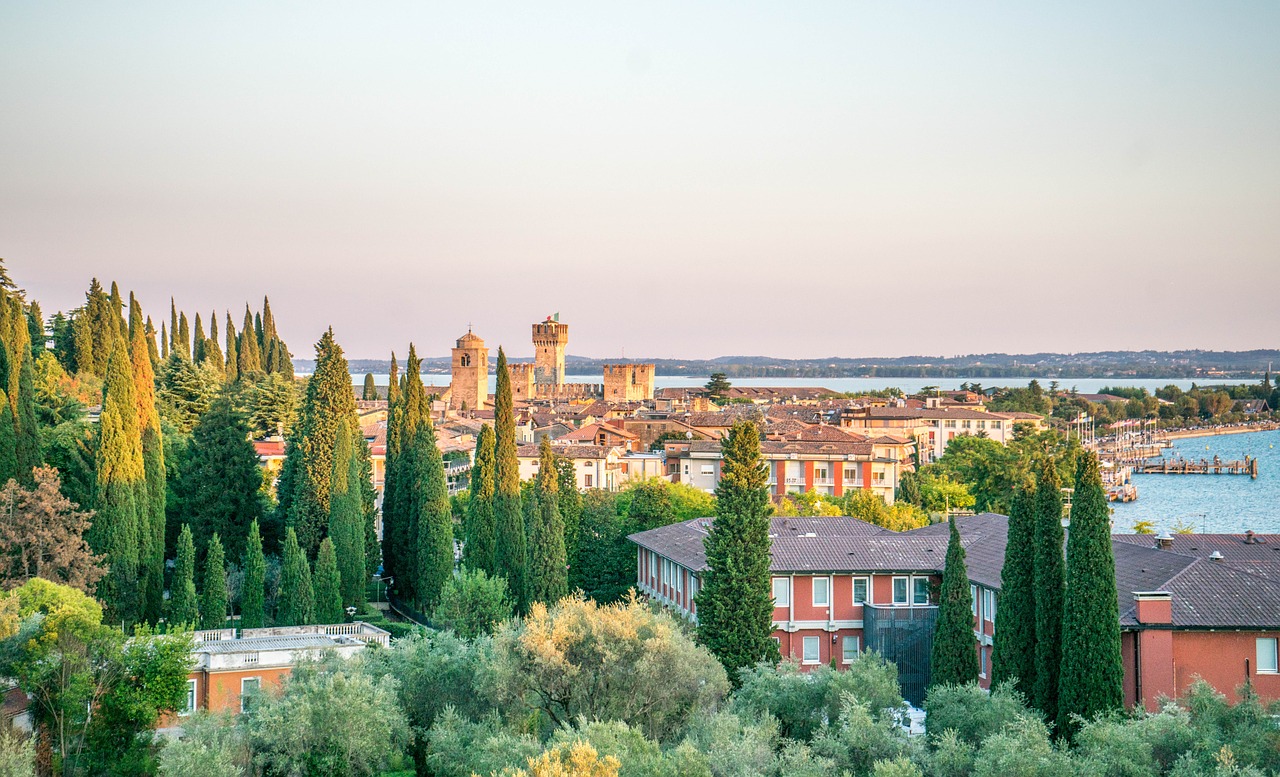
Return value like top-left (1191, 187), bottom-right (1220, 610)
top-left (864, 603), bottom-right (937, 707)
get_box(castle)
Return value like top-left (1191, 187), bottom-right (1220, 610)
top-left (445, 316), bottom-right (654, 409)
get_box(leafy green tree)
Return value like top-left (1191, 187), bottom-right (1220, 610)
top-left (493, 348), bottom-right (527, 611)
top-left (328, 418), bottom-right (367, 608)
top-left (168, 524), bottom-right (199, 627)
top-left (247, 371), bottom-right (296, 438)
top-left (241, 519), bottom-right (266, 629)
top-left (432, 566), bottom-right (513, 639)
top-left (200, 533), bottom-right (228, 630)
top-left (241, 663), bottom-right (410, 776)
top-left (156, 711), bottom-right (246, 777)
top-left (991, 486), bottom-right (1036, 696)
top-left (90, 338), bottom-right (144, 625)
top-left (924, 681), bottom-right (1032, 748)
top-left (1031, 457), bottom-right (1065, 723)
top-left (704, 372), bottom-right (731, 401)
top-left (1057, 452), bottom-right (1123, 737)
top-left (157, 353), bottom-right (221, 433)
top-left (696, 421), bottom-right (780, 682)
top-left (527, 437), bottom-right (568, 605)
top-left (314, 536), bottom-right (343, 624)
top-left (464, 422), bottom-right (498, 575)
top-left (569, 490), bottom-right (633, 603)
top-left (930, 517), bottom-right (979, 688)
top-left (625, 478), bottom-right (676, 531)
top-left (173, 395), bottom-right (265, 565)
top-left (277, 328), bottom-right (357, 557)
top-left (362, 372), bottom-right (377, 400)
top-left (277, 527), bottom-right (314, 626)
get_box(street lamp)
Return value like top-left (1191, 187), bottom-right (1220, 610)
top-left (345, 606), bottom-right (358, 622)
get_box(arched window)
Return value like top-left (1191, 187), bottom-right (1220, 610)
top-left (460, 354), bottom-right (471, 367)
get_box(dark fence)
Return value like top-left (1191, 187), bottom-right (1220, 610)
top-left (386, 590), bottom-right (434, 629)
top-left (864, 603), bottom-right (937, 706)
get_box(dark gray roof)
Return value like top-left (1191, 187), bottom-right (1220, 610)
top-left (1112, 533), bottom-right (1280, 581)
top-left (904, 513), bottom-right (1009, 589)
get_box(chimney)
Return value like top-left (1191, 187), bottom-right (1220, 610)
top-left (1244, 530), bottom-right (1257, 545)
top-left (1156, 532), bottom-right (1174, 550)
top-left (1134, 591), bottom-right (1173, 625)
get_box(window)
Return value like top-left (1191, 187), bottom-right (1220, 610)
top-left (984, 589), bottom-right (997, 622)
top-left (181, 679), bottom-right (197, 716)
top-left (913, 577), bottom-right (930, 605)
top-left (814, 465), bottom-right (829, 480)
top-left (944, 420), bottom-right (957, 429)
top-left (852, 577), bottom-right (869, 605)
top-left (971, 585), bottom-right (979, 617)
top-left (1258, 638), bottom-right (1279, 674)
top-left (802, 636), bottom-right (820, 664)
top-left (892, 576), bottom-right (909, 605)
top-left (689, 575), bottom-right (699, 599)
top-left (241, 677), bottom-right (261, 713)
top-left (842, 636), bottom-right (860, 663)
top-left (772, 577), bottom-right (791, 607)
top-left (675, 566), bottom-right (683, 594)
top-left (700, 464), bottom-right (715, 475)
top-left (875, 471), bottom-right (886, 482)
top-left (979, 647), bottom-right (987, 678)
top-left (843, 467), bottom-right (859, 482)
top-left (584, 474), bottom-right (593, 488)
top-left (812, 577), bottom-right (830, 607)
top-left (648, 552), bottom-right (656, 581)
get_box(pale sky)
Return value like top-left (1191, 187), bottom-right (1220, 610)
top-left (2, 2), bottom-right (1278, 360)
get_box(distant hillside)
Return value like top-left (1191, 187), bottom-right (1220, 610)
top-left (297, 349), bottom-right (1280, 380)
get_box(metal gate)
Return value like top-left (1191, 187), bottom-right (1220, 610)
top-left (863, 603), bottom-right (938, 706)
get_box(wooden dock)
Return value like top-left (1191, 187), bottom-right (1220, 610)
top-left (1135, 455), bottom-right (1259, 478)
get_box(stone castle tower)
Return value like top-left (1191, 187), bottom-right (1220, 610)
top-left (603, 364), bottom-right (656, 402)
top-left (532, 316), bottom-right (569, 388)
top-left (449, 330), bottom-right (489, 411)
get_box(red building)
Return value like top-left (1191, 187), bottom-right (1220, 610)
top-left (630, 514), bottom-right (1280, 709)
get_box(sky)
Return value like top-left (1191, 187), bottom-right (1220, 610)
top-left (2, 2), bottom-right (1278, 361)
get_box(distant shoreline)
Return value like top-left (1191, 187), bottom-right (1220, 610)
top-left (1162, 424), bottom-right (1278, 441)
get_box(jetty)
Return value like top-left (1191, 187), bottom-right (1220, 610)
top-left (1135, 455), bottom-right (1259, 478)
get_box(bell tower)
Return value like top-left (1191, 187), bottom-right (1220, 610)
top-left (450, 329), bottom-right (488, 411)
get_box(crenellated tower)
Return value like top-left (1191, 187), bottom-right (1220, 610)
top-left (532, 316), bottom-right (569, 388)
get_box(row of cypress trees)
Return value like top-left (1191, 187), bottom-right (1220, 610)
top-left (990, 452), bottom-right (1123, 738)
top-left (0, 271), bottom-right (45, 489)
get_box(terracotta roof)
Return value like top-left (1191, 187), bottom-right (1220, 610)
top-left (558, 422), bottom-right (638, 442)
top-left (518, 444), bottom-right (613, 460)
top-left (774, 424), bottom-right (868, 444)
top-left (253, 440), bottom-right (286, 457)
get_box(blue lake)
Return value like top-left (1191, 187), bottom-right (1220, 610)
top-left (1110, 429), bottom-right (1280, 534)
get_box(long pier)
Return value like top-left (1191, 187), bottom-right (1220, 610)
top-left (1135, 455), bottom-right (1259, 478)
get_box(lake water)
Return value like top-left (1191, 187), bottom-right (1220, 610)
top-left (352, 374), bottom-right (1242, 394)
top-left (1110, 429), bottom-right (1280, 534)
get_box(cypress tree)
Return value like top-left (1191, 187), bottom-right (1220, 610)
top-left (16, 353), bottom-right (40, 484)
top-left (527, 437), bottom-right (568, 605)
top-left (362, 373), bottom-right (377, 400)
top-left (415, 417), bottom-right (454, 610)
top-left (696, 421), bottom-right (780, 682)
top-left (278, 527), bottom-right (315, 626)
top-left (200, 533), bottom-right (228, 630)
top-left (173, 395), bottom-right (264, 564)
top-left (108, 281), bottom-right (126, 338)
top-left (130, 296), bottom-right (166, 623)
top-left (169, 524), bottom-right (199, 627)
top-left (73, 306), bottom-right (94, 375)
top-left (464, 423), bottom-right (497, 575)
top-left (1057, 453), bottom-right (1123, 737)
top-left (145, 316), bottom-right (160, 370)
top-left (90, 338), bottom-right (144, 625)
top-left (237, 305), bottom-right (262, 377)
top-left (556, 456), bottom-right (581, 573)
top-left (328, 418), bottom-right (367, 609)
top-left (280, 328), bottom-right (357, 557)
top-left (380, 354), bottom-right (403, 586)
top-left (254, 311), bottom-right (264, 351)
top-left (27, 300), bottom-right (44, 358)
top-left (0, 388), bottom-right (17, 485)
top-left (991, 486), bottom-right (1037, 696)
top-left (1032, 457), bottom-right (1065, 723)
top-left (929, 517), bottom-right (980, 688)
top-left (169, 299), bottom-right (178, 360)
top-left (160, 322), bottom-right (168, 360)
top-left (314, 537), bottom-right (343, 624)
top-left (358, 435), bottom-right (379, 582)
top-left (492, 347), bottom-right (527, 611)
top-left (192, 312), bottom-right (206, 364)
top-left (84, 279), bottom-right (116, 376)
top-left (204, 312), bottom-right (224, 373)
top-left (223, 312), bottom-right (238, 383)
top-left (177, 311), bottom-right (190, 361)
top-left (241, 520), bottom-right (266, 629)
top-left (385, 345), bottom-right (427, 602)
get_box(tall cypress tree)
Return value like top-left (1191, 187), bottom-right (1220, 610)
top-left (358, 434), bottom-right (379, 582)
top-left (380, 353), bottom-right (401, 577)
top-left (237, 305), bottom-right (262, 377)
top-left (328, 418), bottom-right (367, 609)
top-left (0, 385), bottom-right (17, 486)
top-left (169, 524), bottom-right (199, 627)
top-left (192, 312), bottom-right (206, 364)
top-left (527, 437), bottom-right (568, 605)
top-left (696, 421), bottom-right (779, 682)
top-left (414, 416), bottom-right (454, 610)
top-left (241, 520), bottom-right (266, 629)
top-left (160, 322), bottom-right (168, 360)
top-left (27, 300), bottom-right (44, 358)
top-left (73, 306), bottom-right (95, 375)
top-left (108, 281), bottom-right (126, 338)
top-left (556, 456), bottom-right (581, 575)
top-left (278, 328), bottom-right (357, 557)
top-left (1032, 457), bottom-right (1065, 723)
top-left (204, 312), bottom-right (224, 374)
top-left (84, 279), bottom-right (116, 376)
top-left (930, 517), bottom-right (980, 688)
top-left (464, 423), bottom-right (497, 575)
top-left (169, 299), bottom-right (178, 361)
top-left (130, 296), bottom-right (166, 623)
top-left (15, 352), bottom-right (40, 484)
top-left (145, 316), bottom-right (160, 370)
top-left (492, 347), bottom-right (527, 611)
top-left (278, 527), bottom-right (315, 626)
top-left (385, 346), bottom-right (427, 602)
top-left (991, 486), bottom-right (1037, 696)
top-left (223, 312), bottom-right (239, 383)
top-left (200, 533), bottom-right (228, 630)
top-left (177, 312), bottom-right (191, 361)
top-left (1057, 453), bottom-right (1123, 737)
top-left (314, 537), bottom-right (343, 624)
top-left (90, 338), bottom-right (144, 625)
top-left (362, 373), bottom-right (377, 400)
